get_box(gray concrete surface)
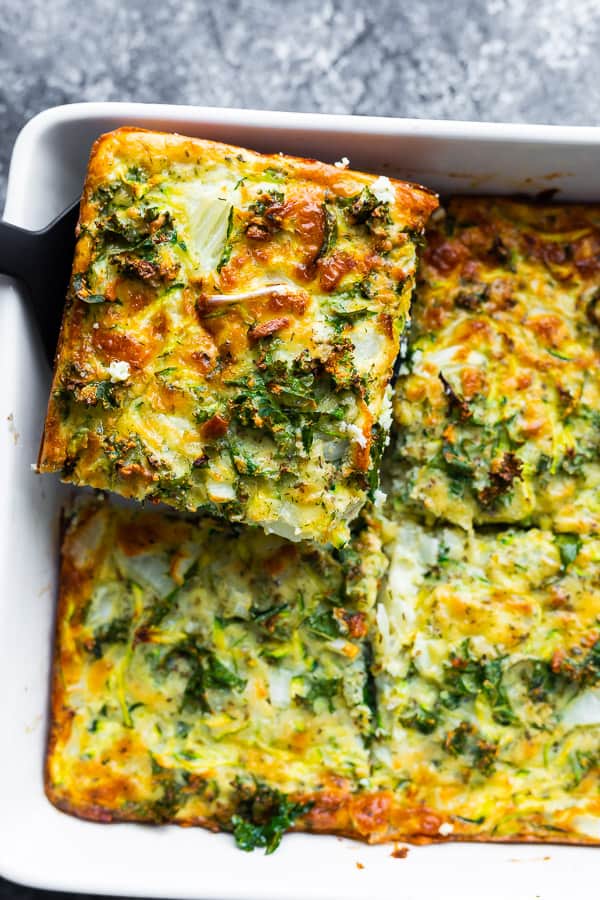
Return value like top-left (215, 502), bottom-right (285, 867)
top-left (2, 0), bottom-right (600, 212)
top-left (1, 0), bottom-right (599, 896)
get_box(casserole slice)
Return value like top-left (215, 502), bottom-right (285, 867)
top-left (37, 128), bottom-right (437, 546)
top-left (369, 513), bottom-right (600, 844)
top-left (46, 497), bottom-right (387, 848)
top-left (46, 497), bottom-right (600, 848)
top-left (387, 197), bottom-right (600, 532)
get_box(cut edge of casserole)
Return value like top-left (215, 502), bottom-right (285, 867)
top-left (37, 128), bottom-right (438, 547)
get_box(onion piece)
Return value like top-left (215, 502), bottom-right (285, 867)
top-left (200, 283), bottom-right (297, 307)
top-left (562, 688), bottom-right (600, 727)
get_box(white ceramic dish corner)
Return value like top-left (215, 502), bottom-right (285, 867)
top-left (2, 103), bottom-right (600, 900)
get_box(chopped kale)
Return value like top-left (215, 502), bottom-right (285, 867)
top-left (367, 424), bottom-right (387, 498)
top-left (344, 187), bottom-right (381, 225)
top-left (229, 372), bottom-right (297, 452)
top-left (228, 357), bottom-right (348, 458)
top-left (72, 271), bottom-right (106, 304)
top-left (303, 676), bottom-right (341, 712)
top-left (127, 165), bottom-right (148, 183)
top-left (327, 295), bottom-right (375, 331)
top-left (90, 616), bottom-right (131, 658)
top-left (148, 761), bottom-right (185, 823)
top-left (443, 721), bottom-right (497, 773)
top-left (521, 659), bottom-right (558, 703)
top-left (231, 779), bottom-right (312, 854)
top-left (164, 639), bottom-right (246, 714)
top-left (362, 642), bottom-right (379, 734)
top-left (400, 703), bottom-right (439, 735)
top-left (555, 534), bottom-right (582, 571)
top-left (318, 202), bottom-right (338, 258)
top-left (556, 640), bottom-right (600, 690)
top-left (249, 603), bottom-right (290, 637)
top-left (440, 641), bottom-right (516, 726)
top-left (216, 206), bottom-right (235, 272)
top-left (305, 609), bottom-right (341, 640)
top-left (150, 474), bottom-right (192, 507)
top-left (95, 380), bottom-right (119, 409)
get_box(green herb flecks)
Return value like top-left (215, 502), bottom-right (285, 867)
top-left (555, 534), bottom-right (582, 571)
top-left (440, 641), bottom-right (517, 726)
top-left (305, 609), bottom-right (341, 640)
top-left (302, 676), bottom-right (341, 713)
top-left (216, 206), bottom-right (235, 273)
top-left (231, 779), bottom-right (312, 854)
top-left (164, 639), bottom-right (246, 714)
top-left (443, 721), bottom-right (498, 773)
top-left (90, 616), bottom-right (132, 659)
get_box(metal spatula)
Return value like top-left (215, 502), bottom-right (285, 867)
top-left (0, 200), bottom-right (80, 366)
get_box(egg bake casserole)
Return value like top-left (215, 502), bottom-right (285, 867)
top-left (37, 128), bottom-right (437, 547)
top-left (46, 494), bottom-right (600, 848)
top-left (44, 187), bottom-right (600, 850)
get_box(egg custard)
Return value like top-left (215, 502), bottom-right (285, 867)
top-left (37, 128), bottom-right (437, 547)
top-left (46, 497), bottom-right (388, 849)
top-left (370, 514), bottom-right (600, 844)
top-left (387, 197), bottom-right (600, 532)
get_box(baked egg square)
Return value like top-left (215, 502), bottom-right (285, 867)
top-left (370, 513), bottom-right (600, 844)
top-left (46, 497), bottom-right (388, 848)
top-left (38, 128), bottom-right (437, 546)
top-left (387, 197), bottom-right (600, 533)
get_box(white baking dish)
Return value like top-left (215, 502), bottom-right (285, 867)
top-left (2, 103), bottom-right (600, 900)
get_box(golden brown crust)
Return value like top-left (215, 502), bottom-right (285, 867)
top-left (85, 127), bottom-right (437, 223)
top-left (294, 790), bottom-right (600, 846)
top-left (45, 784), bottom-right (600, 848)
